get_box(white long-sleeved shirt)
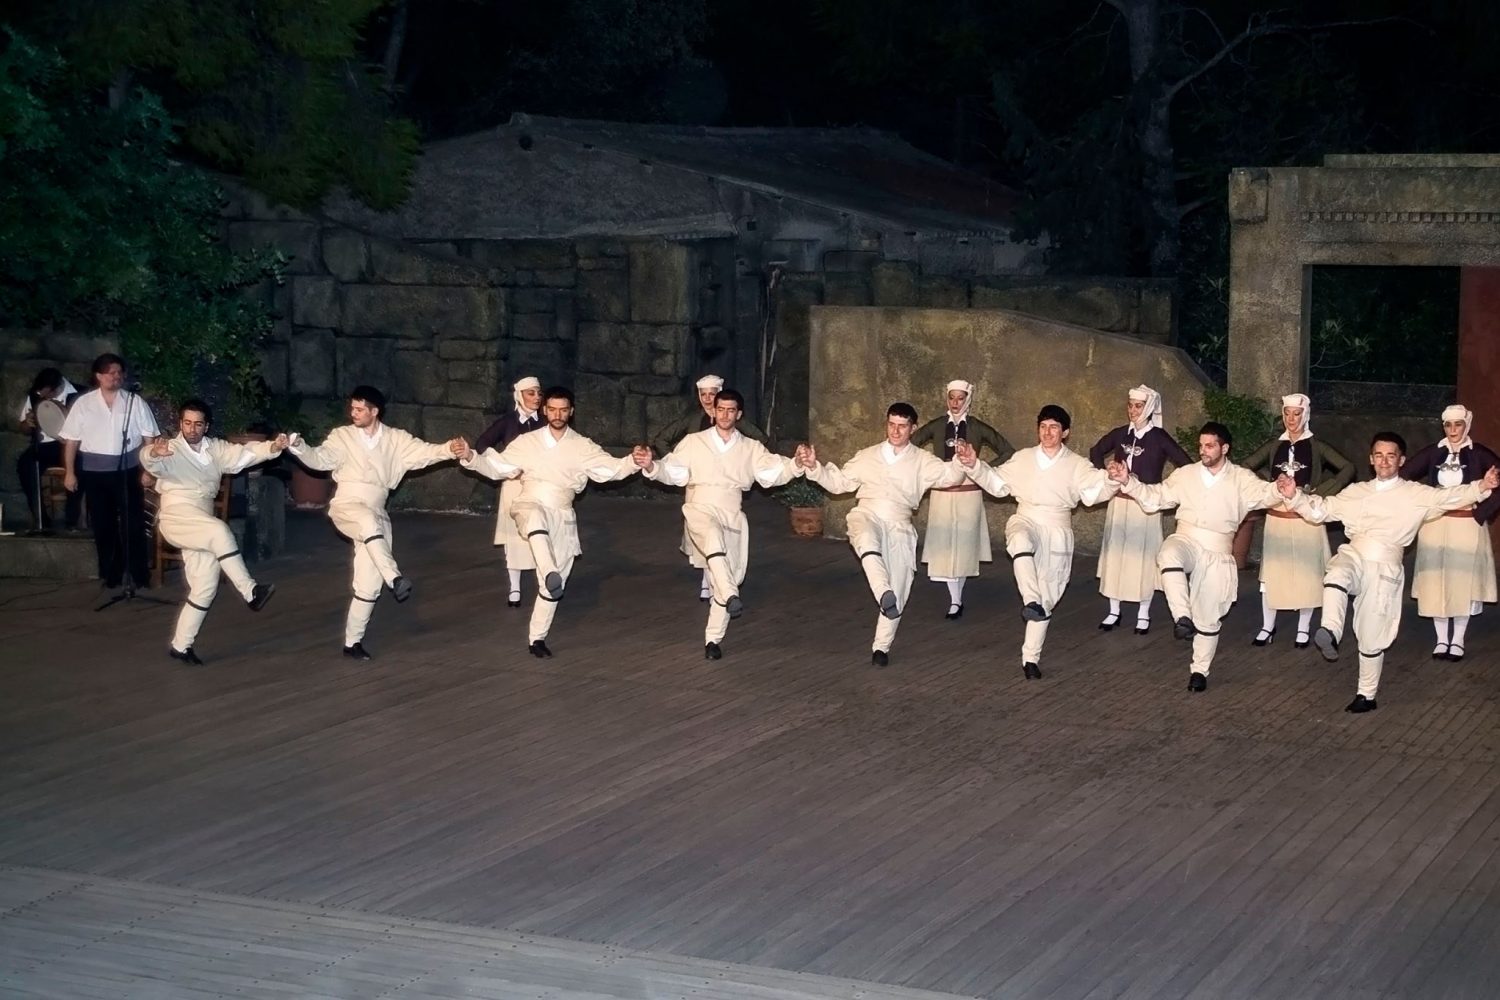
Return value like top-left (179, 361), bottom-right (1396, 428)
top-left (808, 442), bottom-right (965, 520)
top-left (140, 436), bottom-right (281, 507)
top-left (1290, 477), bottom-right (1489, 564)
top-left (288, 423), bottom-right (451, 494)
top-left (464, 426), bottom-right (638, 504)
top-left (1124, 462), bottom-right (1284, 536)
top-left (648, 428), bottom-right (800, 508)
top-left (966, 445), bottom-right (1116, 526)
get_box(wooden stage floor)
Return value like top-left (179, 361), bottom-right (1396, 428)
top-left (3, 496), bottom-right (1500, 999)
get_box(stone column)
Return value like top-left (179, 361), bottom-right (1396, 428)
top-left (1458, 266), bottom-right (1500, 555)
top-left (1227, 168), bottom-right (1309, 406)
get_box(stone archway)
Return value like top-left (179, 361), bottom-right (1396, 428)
top-left (1228, 154), bottom-right (1500, 549)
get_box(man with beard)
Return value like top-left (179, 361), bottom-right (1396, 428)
top-left (140, 399), bottom-right (284, 665)
top-left (799, 402), bottom-right (968, 666)
top-left (458, 387), bottom-right (650, 657)
top-left (287, 385), bottom-right (466, 660)
top-left (955, 405), bottom-right (1119, 680)
top-left (1108, 422), bottom-right (1289, 692)
top-left (472, 375), bottom-right (544, 607)
top-left (643, 388), bottom-right (803, 660)
top-left (1282, 433), bottom-right (1498, 713)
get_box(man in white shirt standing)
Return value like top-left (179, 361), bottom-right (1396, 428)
top-left (60, 353), bottom-right (161, 589)
top-left (643, 388), bottom-right (803, 660)
top-left (1278, 431), bottom-right (1498, 713)
top-left (798, 401), bottom-right (968, 666)
top-left (287, 385), bottom-right (467, 660)
top-left (17, 367), bottom-right (81, 530)
top-left (458, 386), bottom-right (652, 657)
top-left (955, 404), bottom-right (1119, 680)
top-left (1107, 421), bottom-right (1289, 692)
top-left (140, 399), bottom-right (286, 665)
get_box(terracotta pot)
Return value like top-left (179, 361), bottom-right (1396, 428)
top-left (788, 506), bottom-right (824, 537)
top-left (289, 466), bottom-right (334, 509)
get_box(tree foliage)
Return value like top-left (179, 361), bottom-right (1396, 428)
top-left (0, 34), bottom-right (283, 429)
top-left (6, 0), bottom-right (418, 209)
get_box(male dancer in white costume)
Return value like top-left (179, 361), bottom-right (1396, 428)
top-left (956, 405), bottom-right (1119, 679)
top-left (460, 387), bottom-right (650, 657)
top-left (643, 388), bottom-right (803, 660)
top-left (140, 399), bottom-right (283, 665)
top-left (287, 385), bottom-right (466, 659)
top-left (1108, 421), bottom-right (1288, 692)
top-left (1280, 431), bottom-right (1497, 713)
top-left (799, 401), bottom-right (967, 666)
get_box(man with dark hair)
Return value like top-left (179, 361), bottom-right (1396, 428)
top-left (1108, 421), bottom-right (1288, 692)
top-left (956, 404), bottom-right (1119, 679)
top-left (459, 387), bottom-right (651, 657)
top-left (59, 353), bottom-right (161, 588)
top-left (140, 399), bottom-right (286, 664)
top-left (473, 375), bottom-right (544, 607)
top-left (1278, 431), bottom-right (1499, 713)
top-left (287, 385), bottom-right (467, 659)
top-left (16, 366), bottom-right (82, 529)
top-left (643, 387), bottom-right (804, 660)
top-left (800, 401), bottom-right (967, 666)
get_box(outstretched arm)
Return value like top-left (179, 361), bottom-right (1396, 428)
top-left (800, 445), bottom-right (860, 495)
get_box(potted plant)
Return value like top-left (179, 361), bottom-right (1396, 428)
top-left (274, 396), bottom-right (342, 509)
top-left (1175, 388), bottom-right (1277, 568)
top-left (772, 477), bottom-right (826, 537)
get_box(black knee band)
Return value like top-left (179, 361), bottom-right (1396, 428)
top-left (1196, 627), bottom-right (1220, 637)
top-left (1009, 551), bottom-right (1035, 559)
top-left (526, 529), bottom-right (549, 538)
top-left (216, 549), bottom-right (241, 561)
top-left (353, 593), bottom-right (378, 604)
top-left (1325, 583), bottom-right (1349, 595)
top-left (538, 592), bottom-right (562, 603)
top-left (705, 551), bottom-right (728, 560)
top-left (1161, 566), bottom-right (1186, 575)
top-left (186, 599), bottom-right (211, 611)
top-left (1359, 648), bottom-right (1387, 658)
top-left (362, 534), bottom-right (384, 544)
top-left (858, 550), bottom-right (882, 561)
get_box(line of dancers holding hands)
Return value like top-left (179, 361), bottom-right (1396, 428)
top-left (141, 378), bottom-right (1497, 715)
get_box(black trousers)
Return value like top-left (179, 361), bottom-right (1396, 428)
top-left (79, 467), bottom-right (149, 587)
top-left (17, 440), bottom-right (81, 528)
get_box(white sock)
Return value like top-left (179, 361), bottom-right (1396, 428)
top-left (507, 568), bottom-right (522, 596)
top-left (1136, 595), bottom-right (1152, 627)
top-left (1434, 617), bottom-right (1450, 644)
top-left (1260, 592), bottom-right (1276, 632)
top-left (946, 579), bottom-right (965, 606)
top-left (1451, 615), bottom-right (1470, 647)
top-left (1107, 598), bottom-right (1122, 617)
top-left (1296, 608), bottom-right (1314, 635)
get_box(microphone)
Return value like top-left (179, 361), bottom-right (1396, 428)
top-left (125, 378), bottom-right (143, 392)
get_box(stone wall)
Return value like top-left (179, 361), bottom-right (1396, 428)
top-left (806, 307), bottom-right (1211, 554)
top-left (767, 267), bottom-right (1175, 443)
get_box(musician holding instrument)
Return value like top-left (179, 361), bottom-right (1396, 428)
top-left (16, 367), bottom-right (81, 531)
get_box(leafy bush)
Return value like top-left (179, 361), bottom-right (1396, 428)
top-left (769, 476), bottom-right (826, 508)
top-left (1174, 389), bottom-right (1276, 457)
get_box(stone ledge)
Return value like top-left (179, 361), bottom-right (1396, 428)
top-left (0, 534), bottom-right (98, 580)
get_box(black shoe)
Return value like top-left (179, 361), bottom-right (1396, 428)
top-left (704, 642), bottom-right (722, 661)
top-left (1022, 602), bottom-right (1049, 622)
top-left (169, 646), bottom-right (205, 667)
top-left (1432, 642), bottom-right (1449, 661)
top-left (507, 591), bottom-right (522, 609)
top-left (1294, 631), bottom-right (1310, 650)
top-left (343, 642), bottom-right (372, 661)
top-left (1448, 644), bottom-right (1466, 662)
top-left (1134, 622), bottom-right (1150, 635)
top-left (247, 583), bottom-right (275, 612)
top-left (1345, 694), bottom-right (1378, 713)
top-left (390, 576), bottom-right (413, 602)
top-left (1173, 617), bottom-right (1195, 641)
top-left (543, 571), bottom-right (564, 599)
top-left (1022, 662), bottom-right (1042, 680)
top-left (725, 595), bottom-right (744, 619)
top-left (1252, 628), bottom-right (1275, 647)
top-left (1098, 613), bottom-right (1120, 632)
top-left (529, 639), bottom-right (552, 658)
top-left (945, 603), bottom-right (963, 620)
top-left (878, 590), bottom-right (900, 620)
top-left (871, 650), bottom-right (889, 667)
top-left (1187, 672), bottom-right (1207, 693)
top-left (1313, 627), bottom-right (1339, 662)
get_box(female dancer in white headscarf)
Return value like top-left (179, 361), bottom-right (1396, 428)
top-left (1402, 404), bottom-right (1500, 661)
top-left (472, 375), bottom-right (544, 606)
top-left (1088, 384), bottom-right (1190, 634)
top-left (1243, 393), bottom-right (1352, 648)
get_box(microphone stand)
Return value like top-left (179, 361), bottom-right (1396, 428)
top-left (97, 384), bottom-right (171, 611)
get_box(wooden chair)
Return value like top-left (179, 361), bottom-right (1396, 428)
top-left (40, 467), bottom-right (70, 527)
top-left (148, 476), bottom-right (232, 588)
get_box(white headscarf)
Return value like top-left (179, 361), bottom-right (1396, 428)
top-left (1279, 393), bottom-right (1312, 441)
top-left (513, 376), bottom-right (540, 416)
top-left (1127, 384), bottom-right (1162, 431)
top-left (945, 379), bottom-right (973, 423)
top-left (695, 374), bottom-right (725, 392)
top-left (1440, 404), bottom-right (1473, 450)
